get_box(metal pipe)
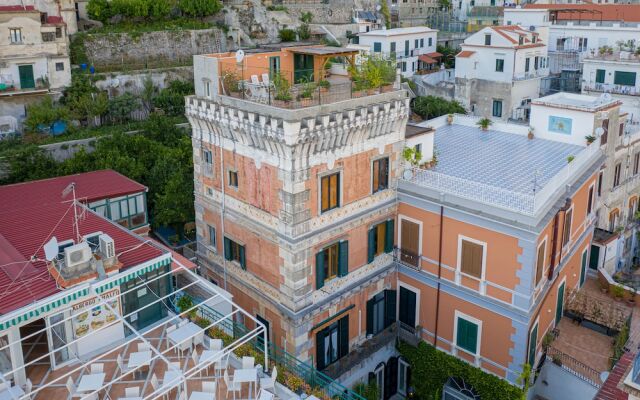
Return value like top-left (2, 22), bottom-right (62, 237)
top-left (433, 205), bottom-right (445, 347)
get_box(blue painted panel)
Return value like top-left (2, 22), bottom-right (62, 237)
top-left (548, 116), bottom-right (573, 135)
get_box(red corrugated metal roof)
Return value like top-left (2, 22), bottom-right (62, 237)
top-left (525, 4), bottom-right (640, 22)
top-left (418, 55), bottom-right (437, 64)
top-left (0, 5), bottom-right (36, 12)
top-left (595, 351), bottom-right (633, 400)
top-left (0, 201), bottom-right (165, 315)
top-left (425, 51), bottom-right (443, 58)
top-left (0, 170), bottom-right (147, 211)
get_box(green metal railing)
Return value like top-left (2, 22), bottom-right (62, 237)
top-left (191, 298), bottom-right (365, 400)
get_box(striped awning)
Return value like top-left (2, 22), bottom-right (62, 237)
top-left (0, 256), bottom-right (171, 331)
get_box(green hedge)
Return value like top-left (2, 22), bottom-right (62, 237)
top-left (398, 341), bottom-right (524, 400)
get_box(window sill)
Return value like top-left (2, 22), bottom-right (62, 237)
top-left (319, 206), bottom-right (342, 217)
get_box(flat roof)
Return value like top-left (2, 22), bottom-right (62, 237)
top-left (532, 92), bottom-right (620, 111)
top-left (358, 26), bottom-right (437, 36)
top-left (288, 46), bottom-right (360, 56)
top-left (405, 124), bottom-right (434, 139)
top-left (432, 124), bottom-right (582, 194)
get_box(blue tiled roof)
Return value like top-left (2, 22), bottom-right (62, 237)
top-left (433, 124), bottom-right (584, 195)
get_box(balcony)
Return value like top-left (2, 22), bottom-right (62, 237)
top-left (583, 83), bottom-right (640, 96)
top-left (0, 75), bottom-right (49, 97)
top-left (512, 68), bottom-right (549, 81)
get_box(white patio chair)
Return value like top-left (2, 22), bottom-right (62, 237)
top-left (251, 75), bottom-right (261, 86)
top-left (224, 370), bottom-right (241, 400)
top-left (176, 337), bottom-right (191, 359)
top-left (165, 324), bottom-right (177, 348)
top-left (23, 378), bottom-right (33, 400)
top-left (125, 387), bottom-right (140, 397)
top-left (179, 319), bottom-right (189, 327)
top-left (214, 354), bottom-right (229, 375)
top-left (66, 377), bottom-right (82, 399)
top-left (202, 381), bottom-right (216, 394)
top-left (193, 331), bottom-right (205, 350)
top-left (117, 354), bottom-right (131, 376)
top-left (137, 342), bottom-right (151, 352)
top-left (262, 74), bottom-right (270, 86)
top-left (150, 373), bottom-right (169, 400)
top-left (90, 363), bottom-right (104, 374)
top-left (210, 339), bottom-right (223, 351)
top-left (242, 356), bottom-right (255, 369)
top-left (247, 83), bottom-right (268, 103)
top-left (191, 349), bottom-right (202, 377)
top-left (259, 366), bottom-right (277, 392)
top-left (257, 388), bottom-right (275, 400)
top-left (169, 361), bottom-right (182, 371)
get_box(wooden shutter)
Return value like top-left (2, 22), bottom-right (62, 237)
top-left (338, 241), bottom-right (349, 277)
top-left (457, 318), bottom-right (478, 354)
top-left (316, 330), bottom-right (325, 370)
top-left (223, 237), bottom-right (232, 261)
top-left (461, 240), bottom-right (483, 279)
top-left (372, 160), bottom-right (380, 192)
top-left (367, 228), bottom-right (376, 264)
top-left (376, 223), bottom-right (386, 255)
top-left (366, 298), bottom-right (374, 335)
top-left (338, 315), bottom-right (349, 358)
top-left (400, 220), bottom-right (419, 266)
top-left (528, 324), bottom-right (538, 366)
top-left (385, 219), bottom-right (394, 253)
top-left (384, 290), bottom-right (397, 328)
top-left (316, 251), bottom-right (325, 289)
top-left (535, 242), bottom-right (545, 286)
top-left (239, 245), bottom-right (246, 270)
top-left (330, 174), bottom-right (339, 209)
top-left (321, 176), bottom-right (329, 212)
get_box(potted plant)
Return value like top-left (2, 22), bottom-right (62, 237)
top-left (176, 294), bottom-right (197, 319)
top-left (528, 127), bottom-right (535, 140)
top-left (585, 135), bottom-right (596, 145)
top-left (272, 72), bottom-right (292, 104)
top-left (318, 79), bottom-right (331, 92)
top-left (567, 155), bottom-right (575, 163)
top-left (297, 79), bottom-right (316, 106)
top-left (542, 332), bottom-right (554, 351)
top-left (402, 146), bottom-right (422, 167)
top-left (612, 283), bottom-right (625, 301)
top-left (476, 117), bottom-right (492, 131)
top-left (446, 114), bottom-right (454, 125)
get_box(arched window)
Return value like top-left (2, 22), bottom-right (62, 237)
top-left (442, 377), bottom-right (480, 400)
top-left (609, 209), bottom-right (620, 232)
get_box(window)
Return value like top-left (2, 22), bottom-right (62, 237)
top-left (367, 290), bottom-right (396, 335)
top-left (633, 153), bottom-right (639, 175)
top-left (390, 42), bottom-right (396, 56)
top-left (208, 225), bottom-right (216, 248)
top-left (495, 59), bottom-right (504, 72)
top-left (414, 143), bottom-right (422, 154)
top-left (42, 32), bottom-right (55, 42)
top-left (535, 240), bottom-right (545, 286)
top-left (492, 100), bottom-right (502, 118)
top-left (203, 150), bottom-right (213, 175)
top-left (587, 185), bottom-right (594, 215)
top-left (528, 322), bottom-right (539, 366)
top-left (628, 198), bottom-right (638, 223)
top-left (534, 56), bottom-right (539, 70)
top-left (55, 62), bottom-right (64, 71)
top-left (204, 80), bottom-right (211, 97)
top-left (401, 62), bottom-right (407, 72)
top-left (372, 157), bottom-right (389, 193)
top-left (459, 239), bottom-right (484, 279)
top-left (223, 237), bottom-right (246, 269)
top-left (484, 34), bottom-right (491, 45)
top-left (316, 316), bottom-right (348, 370)
top-left (315, 241), bottom-right (348, 289)
top-left (595, 69), bottom-right (606, 84)
top-left (373, 42), bottom-right (382, 53)
top-left (96, 193), bottom-right (146, 228)
top-left (368, 220), bottom-right (394, 262)
top-left (55, 27), bottom-right (62, 38)
top-left (518, 36), bottom-right (524, 45)
top-left (228, 170), bottom-right (238, 188)
top-left (9, 28), bottom-right (22, 43)
top-left (614, 71), bottom-right (636, 86)
top-left (532, 35), bottom-right (537, 44)
top-left (420, 38), bottom-right (425, 48)
top-left (597, 171), bottom-right (603, 197)
top-left (320, 172), bottom-right (340, 213)
top-left (525, 58), bottom-right (530, 72)
top-left (455, 314), bottom-right (480, 355)
top-left (562, 208), bottom-right (573, 247)
top-left (414, 39), bottom-right (419, 49)
top-left (613, 162), bottom-right (622, 187)
top-left (601, 119), bottom-right (609, 145)
top-left (400, 218), bottom-right (420, 267)
top-left (609, 209), bottom-right (620, 231)
top-left (619, 123), bottom-right (624, 137)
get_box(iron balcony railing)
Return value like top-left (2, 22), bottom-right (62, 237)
top-left (546, 347), bottom-right (602, 388)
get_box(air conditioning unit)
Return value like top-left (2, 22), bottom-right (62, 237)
top-left (99, 234), bottom-right (115, 259)
top-left (64, 242), bottom-right (92, 269)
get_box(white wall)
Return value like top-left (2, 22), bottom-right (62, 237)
top-left (528, 361), bottom-right (598, 400)
top-left (548, 23), bottom-right (640, 54)
top-left (406, 132), bottom-right (435, 161)
top-left (582, 59), bottom-right (640, 93)
top-left (530, 103), bottom-right (595, 146)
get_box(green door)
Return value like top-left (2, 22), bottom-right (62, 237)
top-left (293, 54), bottom-right (314, 83)
top-left (18, 65), bottom-right (35, 89)
top-left (580, 250), bottom-right (588, 287)
top-left (555, 282), bottom-right (565, 325)
top-left (589, 245), bottom-right (600, 270)
top-left (269, 56), bottom-right (280, 78)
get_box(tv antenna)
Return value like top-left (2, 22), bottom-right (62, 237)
top-left (62, 182), bottom-right (81, 243)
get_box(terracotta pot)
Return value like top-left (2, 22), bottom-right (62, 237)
top-left (528, 131), bottom-right (534, 140)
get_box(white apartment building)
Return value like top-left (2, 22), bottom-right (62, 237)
top-left (582, 52), bottom-right (640, 123)
top-left (354, 27), bottom-right (439, 78)
top-left (454, 25), bottom-right (549, 120)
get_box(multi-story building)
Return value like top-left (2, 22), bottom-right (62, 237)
top-left (388, 0), bottom-right (439, 28)
top-left (0, 4), bottom-right (71, 130)
top-left (455, 25), bottom-right (549, 121)
top-left (22, 0), bottom-right (78, 34)
top-left (187, 46), bottom-right (410, 389)
top-left (396, 92), bottom-right (606, 383)
top-left (582, 52), bottom-right (640, 123)
top-left (0, 170), bottom-right (151, 236)
top-left (466, 6), bottom-right (504, 32)
top-left (353, 27), bottom-right (440, 78)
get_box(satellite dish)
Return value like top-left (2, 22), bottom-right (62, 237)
top-left (44, 236), bottom-right (59, 261)
top-left (595, 127), bottom-right (605, 137)
top-left (236, 50), bottom-right (245, 64)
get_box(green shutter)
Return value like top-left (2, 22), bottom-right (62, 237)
top-left (316, 251), bottom-right (325, 290)
top-left (528, 324), bottom-right (538, 366)
top-left (555, 282), bottom-right (565, 325)
top-left (338, 241), bottom-right (349, 277)
top-left (384, 290), bottom-right (396, 328)
top-left (316, 329), bottom-right (325, 370)
top-left (239, 245), bottom-right (246, 270)
top-left (596, 69), bottom-right (605, 84)
top-left (339, 315), bottom-right (349, 357)
top-left (366, 298), bottom-right (374, 335)
top-left (614, 71), bottom-right (636, 86)
top-left (223, 237), bottom-right (231, 261)
top-left (367, 228), bottom-right (376, 264)
top-left (385, 219), bottom-right (394, 253)
top-left (457, 318), bottom-right (478, 354)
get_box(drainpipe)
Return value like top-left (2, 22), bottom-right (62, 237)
top-left (433, 204), bottom-right (444, 347)
top-left (216, 128), bottom-right (228, 291)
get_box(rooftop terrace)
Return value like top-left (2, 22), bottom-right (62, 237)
top-left (400, 114), bottom-right (602, 218)
top-left (532, 92), bottom-right (621, 112)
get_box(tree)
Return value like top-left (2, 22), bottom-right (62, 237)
top-left (412, 96), bottom-right (466, 120)
top-left (153, 80), bottom-right (194, 116)
top-left (87, 0), bottom-right (113, 22)
top-left (178, 0), bottom-right (222, 18)
top-left (24, 97), bottom-right (70, 133)
top-left (278, 28), bottom-right (297, 42)
top-left (1, 146), bottom-right (59, 183)
top-left (379, 0), bottom-right (391, 29)
top-left (107, 93), bottom-right (139, 124)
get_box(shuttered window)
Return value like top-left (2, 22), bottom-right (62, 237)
top-left (372, 157), bottom-right (389, 193)
top-left (595, 69), bottom-right (605, 84)
top-left (456, 316), bottom-right (479, 354)
top-left (634, 153), bottom-right (640, 175)
top-left (321, 173), bottom-right (340, 213)
top-left (400, 219), bottom-right (420, 266)
top-left (373, 42), bottom-right (382, 52)
top-left (613, 163), bottom-right (622, 187)
top-left (316, 241), bottom-right (348, 289)
top-left (367, 220), bottom-right (394, 263)
top-left (223, 237), bottom-right (246, 270)
top-left (535, 241), bottom-right (545, 286)
top-left (562, 209), bottom-right (572, 247)
top-left (614, 71), bottom-right (636, 86)
top-left (528, 323), bottom-right (538, 366)
top-left (460, 239), bottom-right (483, 279)
top-left (366, 290), bottom-right (397, 336)
top-left (228, 170), bottom-right (238, 188)
top-left (316, 315), bottom-right (349, 370)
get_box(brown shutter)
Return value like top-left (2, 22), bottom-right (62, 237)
top-left (400, 220), bottom-right (419, 266)
top-left (535, 242), bottom-right (545, 286)
top-left (321, 176), bottom-right (329, 211)
top-left (329, 174), bottom-right (338, 208)
top-left (461, 240), bottom-right (483, 279)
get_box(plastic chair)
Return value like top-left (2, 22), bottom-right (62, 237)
top-left (214, 354), bottom-right (229, 375)
top-left (179, 319), bottom-right (189, 327)
top-left (210, 339), bottom-right (223, 351)
top-left (137, 342), bottom-right (151, 352)
top-left (224, 370), bottom-right (241, 400)
top-left (165, 324), bottom-right (177, 348)
top-left (257, 388), bottom-right (275, 400)
top-left (66, 377), bottom-right (82, 399)
top-left (90, 363), bottom-right (104, 374)
top-left (191, 349), bottom-right (202, 377)
top-left (117, 354), bottom-right (131, 376)
top-left (193, 331), bottom-right (205, 350)
top-left (242, 356), bottom-right (255, 369)
top-left (202, 381), bottom-right (216, 394)
top-left (262, 74), bottom-right (270, 86)
top-left (125, 387), bottom-right (140, 397)
top-left (260, 366), bottom-right (277, 392)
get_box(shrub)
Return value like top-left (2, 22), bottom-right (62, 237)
top-left (176, 294), bottom-right (195, 316)
top-left (153, 80), bottom-right (194, 116)
top-left (412, 96), bottom-right (465, 120)
top-left (24, 97), bottom-right (70, 133)
top-left (279, 28), bottom-right (297, 42)
top-left (398, 341), bottom-right (523, 400)
top-left (178, 0), bottom-right (222, 18)
top-left (611, 322), bottom-right (630, 368)
top-left (272, 73), bottom-right (292, 101)
top-left (297, 24), bottom-right (310, 40)
top-left (107, 93), bottom-right (139, 123)
top-left (87, 0), bottom-right (114, 22)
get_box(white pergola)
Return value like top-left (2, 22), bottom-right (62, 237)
top-left (0, 263), bottom-right (268, 400)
